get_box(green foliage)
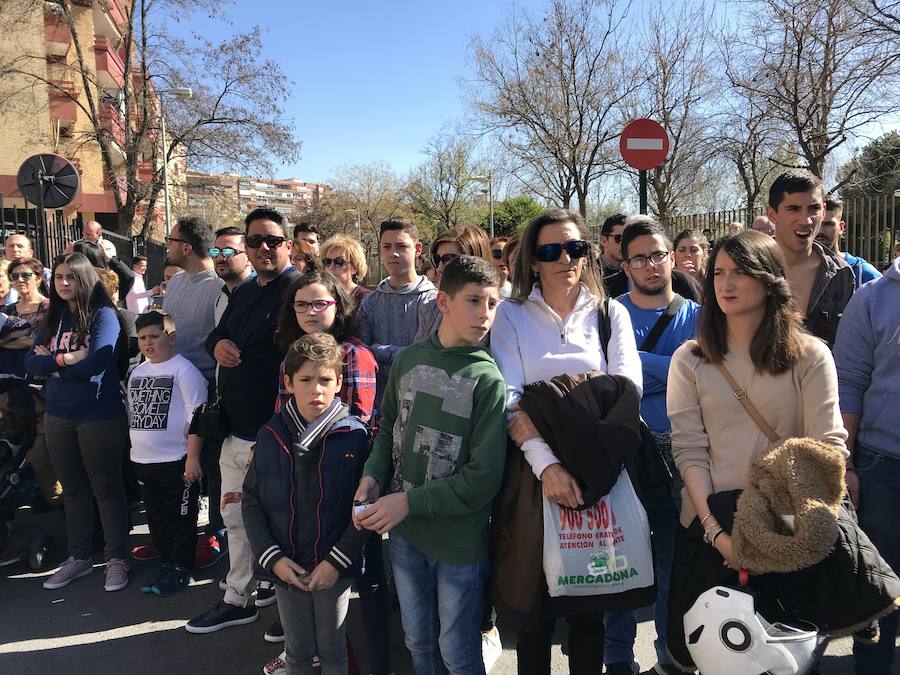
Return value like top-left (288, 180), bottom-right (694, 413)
top-left (839, 131), bottom-right (900, 198)
top-left (483, 195), bottom-right (544, 237)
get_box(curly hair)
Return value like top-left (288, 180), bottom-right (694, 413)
top-left (275, 270), bottom-right (356, 353)
top-left (320, 234), bottom-right (368, 282)
top-left (693, 230), bottom-right (807, 374)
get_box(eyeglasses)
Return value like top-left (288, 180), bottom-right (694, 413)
top-left (245, 235), bottom-right (286, 249)
top-left (208, 246), bottom-right (244, 259)
top-left (165, 236), bottom-right (188, 245)
top-left (535, 240), bottom-right (590, 263)
top-left (491, 248), bottom-right (504, 260)
top-left (627, 251), bottom-right (670, 269)
top-left (293, 299), bottom-right (337, 314)
top-left (432, 252), bottom-right (459, 267)
top-left (9, 272), bottom-right (35, 281)
top-left (322, 257), bottom-right (348, 268)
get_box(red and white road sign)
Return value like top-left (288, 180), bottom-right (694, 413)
top-left (620, 119), bottom-right (670, 170)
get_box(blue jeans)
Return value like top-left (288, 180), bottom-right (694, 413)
top-left (603, 484), bottom-right (678, 666)
top-left (852, 445), bottom-right (900, 675)
top-left (390, 532), bottom-right (489, 675)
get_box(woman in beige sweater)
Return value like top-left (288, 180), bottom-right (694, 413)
top-left (665, 230), bottom-right (848, 667)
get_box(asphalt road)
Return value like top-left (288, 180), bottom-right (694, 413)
top-left (0, 505), bottom-right (889, 674)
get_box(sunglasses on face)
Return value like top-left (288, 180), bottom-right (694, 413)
top-left (293, 299), bottom-right (337, 314)
top-left (432, 252), bottom-right (459, 267)
top-left (322, 257), bottom-right (348, 268)
top-left (245, 235), bottom-right (286, 249)
top-left (627, 250), bottom-right (669, 269)
top-left (208, 247), bottom-right (244, 259)
top-left (10, 272), bottom-right (35, 281)
top-left (491, 248), bottom-right (504, 260)
top-left (535, 239), bottom-right (590, 263)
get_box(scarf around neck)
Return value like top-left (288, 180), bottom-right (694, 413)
top-left (280, 396), bottom-right (348, 456)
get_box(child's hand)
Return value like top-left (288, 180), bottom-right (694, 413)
top-left (221, 491), bottom-right (242, 509)
top-left (272, 557), bottom-right (308, 590)
top-left (305, 560), bottom-right (339, 592)
top-left (183, 457), bottom-right (203, 484)
top-left (357, 493), bottom-right (409, 535)
top-left (352, 476), bottom-right (382, 530)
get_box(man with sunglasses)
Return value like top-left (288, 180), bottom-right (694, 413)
top-left (210, 227), bottom-right (254, 325)
top-left (191, 207), bottom-right (301, 635)
top-left (604, 217), bottom-right (700, 675)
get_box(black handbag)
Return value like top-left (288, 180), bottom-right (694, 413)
top-left (191, 397), bottom-right (229, 441)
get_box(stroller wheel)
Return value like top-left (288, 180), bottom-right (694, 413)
top-left (28, 535), bottom-right (54, 571)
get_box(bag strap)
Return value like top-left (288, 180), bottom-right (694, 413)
top-left (715, 363), bottom-right (779, 443)
top-left (639, 294), bottom-right (685, 353)
top-left (597, 298), bottom-right (611, 363)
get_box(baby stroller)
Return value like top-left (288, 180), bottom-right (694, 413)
top-left (0, 380), bottom-right (59, 570)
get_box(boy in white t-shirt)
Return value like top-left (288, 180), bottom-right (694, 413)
top-left (128, 310), bottom-right (208, 596)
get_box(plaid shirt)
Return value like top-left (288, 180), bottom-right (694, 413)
top-left (276, 336), bottom-right (377, 424)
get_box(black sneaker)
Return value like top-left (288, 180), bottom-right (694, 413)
top-left (150, 564), bottom-right (192, 597)
top-left (264, 620), bottom-right (285, 643)
top-left (185, 601), bottom-right (258, 634)
top-left (255, 581), bottom-right (277, 608)
top-left (141, 562), bottom-right (172, 594)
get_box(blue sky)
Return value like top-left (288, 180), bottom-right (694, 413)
top-left (171, 0), bottom-right (547, 184)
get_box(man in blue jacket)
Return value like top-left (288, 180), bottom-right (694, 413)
top-left (834, 256), bottom-right (900, 675)
top-left (816, 197), bottom-right (881, 289)
top-left (604, 217), bottom-right (701, 675)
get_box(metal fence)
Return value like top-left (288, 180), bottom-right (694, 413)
top-left (1, 194), bottom-right (83, 265)
top-left (663, 194), bottom-right (899, 271)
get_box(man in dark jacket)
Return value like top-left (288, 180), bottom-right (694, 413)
top-left (186, 207), bottom-right (301, 634)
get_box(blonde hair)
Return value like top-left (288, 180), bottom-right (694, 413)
top-left (321, 234), bottom-right (368, 282)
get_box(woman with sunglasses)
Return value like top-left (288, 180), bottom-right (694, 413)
top-left (320, 234), bottom-right (371, 308)
top-left (270, 270), bottom-right (390, 675)
top-left (25, 253), bottom-right (130, 593)
top-left (416, 224), bottom-right (494, 339)
top-left (490, 208), bottom-right (642, 675)
top-left (4, 257), bottom-right (49, 329)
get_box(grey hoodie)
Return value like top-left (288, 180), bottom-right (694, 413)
top-left (833, 257), bottom-right (900, 457)
top-left (357, 274), bottom-right (437, 408)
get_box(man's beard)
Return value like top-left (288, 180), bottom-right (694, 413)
top-left (632, 277), bottom-right (667, 296)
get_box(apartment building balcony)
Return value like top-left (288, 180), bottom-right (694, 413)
top-left (137, 160), bottom-right (156, 183)
top-left (47, 79), bottom-right (78, 122)
top-left (92, 0), bottom-right (127, 41)
top-left (94, 35), bottom-right (125, 90)
top-left (44, 14), bottom-right (72, 56)
top-left (99, 100), bottom-right (127, 148)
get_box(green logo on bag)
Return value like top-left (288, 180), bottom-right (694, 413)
top-left (558, 568), bottom-right (639, 586)
top-left (588, 553), bottom-right (609, 574)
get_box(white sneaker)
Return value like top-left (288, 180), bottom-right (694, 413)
top-left (482, 626), bottom-right (502, 673)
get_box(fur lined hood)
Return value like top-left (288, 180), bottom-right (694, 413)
top-left (732, 437), bottom-right (846, 574)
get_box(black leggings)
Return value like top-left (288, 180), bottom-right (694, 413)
top-left (515, 610), bottom-right (605, 675)
top-left (134, 458), bottom-right (200, 569)
top-left (44, 414), bottom-right (129, 561)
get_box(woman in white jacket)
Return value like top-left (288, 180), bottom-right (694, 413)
top-left (490, 207), bottom-right (642, 675)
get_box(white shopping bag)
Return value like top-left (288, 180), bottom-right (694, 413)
top-left (542, 468), bottom-right (654, 597)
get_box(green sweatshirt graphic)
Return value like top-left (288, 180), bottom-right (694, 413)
top-left (364, 334), bottom-right (507, 563)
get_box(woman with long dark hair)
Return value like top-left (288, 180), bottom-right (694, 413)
top-left (665, 230), bottom-right (848, 668)
top-left (25, 253), bottom-right (130, 592)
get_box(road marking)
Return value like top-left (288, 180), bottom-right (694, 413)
top-left (626, 138), bottom-right (664, 150)
top-left (0, 620), bottom-right (186, 653)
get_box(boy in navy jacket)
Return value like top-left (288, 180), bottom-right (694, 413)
top-left (242, 332), bottom-right (371, 674)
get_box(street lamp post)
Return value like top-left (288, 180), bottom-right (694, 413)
top-left (470, 172), bottom-right (493, 238)
top-left (345, 208), bottom-right (361, 239)
top-left (157, 87), bottom-right (193, 235)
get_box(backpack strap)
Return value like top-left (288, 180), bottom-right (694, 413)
top-left (598, 298), bottom-right (611, 363)
top-left (639, 294), bottom-right (686, 353)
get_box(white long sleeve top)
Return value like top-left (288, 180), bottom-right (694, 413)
top-left (490, 284), bottom-right (643, 479)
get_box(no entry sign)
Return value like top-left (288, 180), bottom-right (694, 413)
top-left (620, 119), bottom-right (669, 170)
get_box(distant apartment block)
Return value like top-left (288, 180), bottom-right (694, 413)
top-left (237, 177), bottom-right (331, 212)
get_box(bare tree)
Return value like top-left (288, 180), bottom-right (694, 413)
top-left (0, 0), bottom-right (299, 237)
top-left (330, 161), bottom-right (410, 249)
top-left (404, 133), bottom-right (483, 233)
top-left (851, 0), bottom-right (900, 38)
top-left (467, 0), bottom-right (642, 216)
top-left (727, 0), bottom-right (900, 182)
top-left (625, 3), bottom-right (720, 223)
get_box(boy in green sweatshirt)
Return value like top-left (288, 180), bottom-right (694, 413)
top-left (354, 255), bottom-right (507, 675)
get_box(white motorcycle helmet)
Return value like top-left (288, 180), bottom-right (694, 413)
top-left (684, 586), bottom-right (819, 675)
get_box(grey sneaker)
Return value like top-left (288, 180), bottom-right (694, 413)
top-left (104, 558), bottom-right (129, 592)
top-left (43, 557), bottom-right (93, 590)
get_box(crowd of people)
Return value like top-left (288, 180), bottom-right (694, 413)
top-left (1, 167), bottom-right (899, 675)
